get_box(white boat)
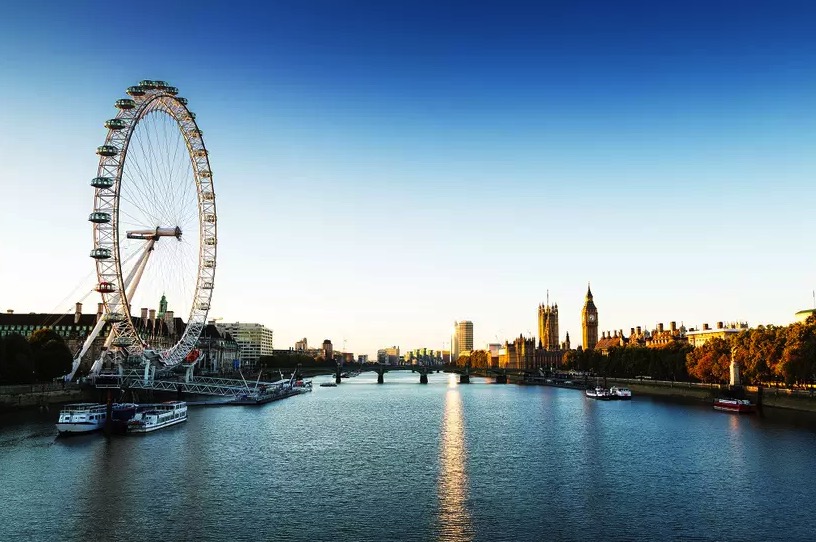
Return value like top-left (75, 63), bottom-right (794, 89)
top-left (585, 387), bottom-right (611, 400)
top-left (610, 386), bottom-right (632, 399)
top-left (56, 403), bottom-right (107, 434)
top-left (127, 401), bottom-right (188, 433)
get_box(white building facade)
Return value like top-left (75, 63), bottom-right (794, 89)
top-left (215, 322), bottom-right (274, 368)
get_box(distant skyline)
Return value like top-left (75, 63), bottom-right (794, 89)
top-left (1, 1), bottom-right (816, 356)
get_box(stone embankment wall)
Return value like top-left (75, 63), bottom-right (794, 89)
top-left (0, 382), bottom-right (90, 411)
top-left (605, 377), bottom-right (816, 412)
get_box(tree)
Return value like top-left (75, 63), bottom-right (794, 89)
top-left (686, 337), bottom-right (731, 383)
top-left (0, 333), bottom-right (35, 384)
top-left (469, 350), bottom-right (489, 369)
top-left (28, 329), bottom-right (72, 381)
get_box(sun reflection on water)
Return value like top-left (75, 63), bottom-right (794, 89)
top-left (436, 388), bottom-right (474, 541)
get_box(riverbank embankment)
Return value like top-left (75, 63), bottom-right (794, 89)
top-left (0, 383), bottom-right (92, 412)
top-left (602, 377), bottom-right (816, 413)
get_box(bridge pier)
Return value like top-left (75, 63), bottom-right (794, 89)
top-left (420, 373), bottom-right (428, 384)
top-left (460, 373), bottom-right (470, 384)
top-left (335, 364), bottom-right (342, 385)
top-left (495, 374), bottom-right (507, 384)
top-left (377, 372), bottom-right (384, 384)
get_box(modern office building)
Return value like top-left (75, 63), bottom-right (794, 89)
top-left (215, 322), bottom-right (274, 368)
top-left (377, 346), bottom-right (401, 365)
top-left (452, 320), bottom-right (473, 362)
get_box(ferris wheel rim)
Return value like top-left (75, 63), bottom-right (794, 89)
top-left (90, 81), bottom-right (216, 367)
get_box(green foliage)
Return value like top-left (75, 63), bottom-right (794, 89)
top-left (27, 329), bottom-right (72, 381)
top-left (0, 333), bottom-right (35, 384)
top-left (562, 342), bottom-right (691, 381)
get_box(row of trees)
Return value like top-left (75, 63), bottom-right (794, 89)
top-left (564, 342), bottom-right (692, 381)
top-left (687, 317), bottom-right (816, 385)
top-left (0, 330), bottom-right (73, 385)
top-left (454, 351), bottom-right (490, 369)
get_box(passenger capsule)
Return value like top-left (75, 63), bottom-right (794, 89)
top-left (198, 170), bottom-right (212, 178)
top-left (201, 281), bottom-right (214, 289)
top-left (165, 86), bottom-right (179, 95)
top-left (95, 282), bottom-right (116, 293)
top-left (90, 247), bottom-right (112, 259)
top-left (126, 86), bottom-right (145, 97)
top-left (203, 259), bottom-right (215, 268)
top-left (193, 149), bottom-right (208, 158)
top-left (201, 192), bottom-right (214, 201)
top-left (188, 128), bottom-right (203, 138)
top-left (115, 99), bottom-right (136, 110)
top-left (104, 118), bottom-right (127, 130)
top-left (91, 177), bottom-right (115, 189)
top-left (153, 80), bottom-right (168, 89)
top-left (105, 312), bottom-right (124, 322)
top-left (203, 237), bottom-right (216, 245)
top-left (96, 145), bottom-right (118, 157)
top-left (176, 97), bottom-right (188, 106)
top-left (139, 80), bottom-right (157, 89)
top-left (203, 214), bottom-right (216, 223)
top-left (88, 212), bottom-right (111, 224)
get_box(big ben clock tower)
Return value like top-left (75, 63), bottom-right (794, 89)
top-left (581, 283), bottom-right (598, 350)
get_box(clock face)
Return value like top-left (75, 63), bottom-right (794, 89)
top-left (588, 314), bottom-right (596, 323)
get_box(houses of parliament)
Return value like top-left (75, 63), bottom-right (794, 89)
top-left (538, 284), bottom-right (598, 352)
top-left (501, 284), bottom-right (598, 370)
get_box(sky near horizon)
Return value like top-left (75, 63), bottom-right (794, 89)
top-left (1, 1), bottom-right (816, 357)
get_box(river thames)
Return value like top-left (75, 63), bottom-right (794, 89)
top-left (2, 372), bottom-right (816, 541)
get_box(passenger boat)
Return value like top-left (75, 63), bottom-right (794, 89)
top-left (585, 387), bottom-right (612, 400)
top-left (55, 403), bottom-right (107, 434)
top-left (713, 398), bottom-right (755, 414)
top-left (319, 382), bottom-right (337, 388)
top-left (609, 386), bottom-right (632, 399)
top-left (127, 401), bottom-right (188, 433)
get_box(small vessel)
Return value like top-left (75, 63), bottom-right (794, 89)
top-left (609, 386), bottom-right (632, 399)
top-left (585, 387), bottom-right (612, 400)
top-left (713, 398), bottom-right (755, 414)
top-left (293, 379), bottom-right (313, 393)
top-left (56, 403), bottom-right (107, 435)
top-left (127, 401), bottom-right (188, 433)
top-left (320, 382), bottom-right (337, 388)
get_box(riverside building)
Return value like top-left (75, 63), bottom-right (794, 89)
top-left (452, 320), bottom-right (474, 362)
top-left (215, 322), bottom-right (273, 369)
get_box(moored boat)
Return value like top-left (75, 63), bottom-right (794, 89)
top-left (585, 387), bottom-right (611, 400)
top-left (56, 403), bottom-right (107, 435)
top-left (320, 382), bottom-right (337, 388)
top-left (610, 386), bottom-right (632, 399)
top-left (293, 379), bottom-right (313, 393)
top-left (713, 398), bottom-right (755, 414)
top-left (127, 401), bottom-right (188, 433)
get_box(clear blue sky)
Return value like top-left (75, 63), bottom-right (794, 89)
top-left (1, 1), bottom-right (816, 356)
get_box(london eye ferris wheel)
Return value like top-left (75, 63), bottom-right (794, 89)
top-left (68, 80), bottom-right (217, 379)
